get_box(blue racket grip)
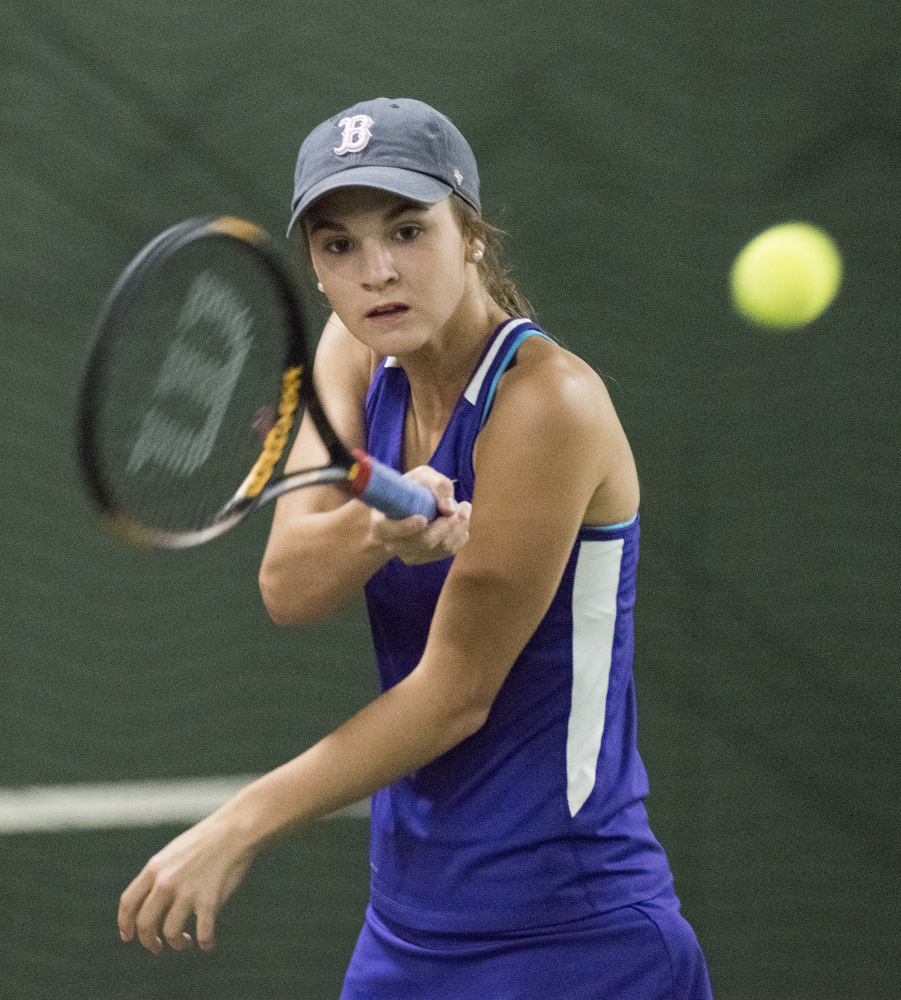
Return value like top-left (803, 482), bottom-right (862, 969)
top-left (349, 450), bottom-right (439, 522)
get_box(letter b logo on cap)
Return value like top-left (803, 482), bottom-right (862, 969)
top-left (334, 115), bottom-right (374, 155)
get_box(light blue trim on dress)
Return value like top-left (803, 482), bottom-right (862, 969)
top-left (479, 328), bottom-right (554, 430)
top-left (595, 513), bottom-right (638, 531)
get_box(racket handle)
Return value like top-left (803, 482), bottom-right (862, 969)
top-left (349, 450), bottom-right (438, 522)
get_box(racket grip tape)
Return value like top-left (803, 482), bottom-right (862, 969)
top-left (348, 450), bottom-right (438, 522)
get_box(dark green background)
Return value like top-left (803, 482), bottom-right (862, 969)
top-left (2, 2), bottom-right (898, 997)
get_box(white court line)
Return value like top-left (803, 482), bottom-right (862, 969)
top-left (0, 777), bottom-right (370, 835)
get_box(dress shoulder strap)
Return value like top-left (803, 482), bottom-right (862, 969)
top-left (462, 318), bottom-right (554, 430)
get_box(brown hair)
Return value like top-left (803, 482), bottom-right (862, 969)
top-left (448, 195), bottom-right (533, 319)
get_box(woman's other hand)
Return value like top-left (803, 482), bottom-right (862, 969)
top-left (372, 465), bottom-right (470, 565)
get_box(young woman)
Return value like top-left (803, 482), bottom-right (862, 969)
top-left (118, 98), bottom-right (713, 999)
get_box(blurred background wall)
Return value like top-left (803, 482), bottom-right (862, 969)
top-left (1, 2), bottom-right (898, 997)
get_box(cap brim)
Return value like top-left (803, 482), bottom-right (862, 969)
top-left (287, 166), bottom-right (452, 235)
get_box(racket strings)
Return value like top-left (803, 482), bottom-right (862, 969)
top-left (91, 228), bottom-right (297, 537)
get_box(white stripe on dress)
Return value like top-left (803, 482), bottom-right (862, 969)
top-left (463, 318), bottom-right (530, 403)
top-left (567, 538), bottom-right (624, 817)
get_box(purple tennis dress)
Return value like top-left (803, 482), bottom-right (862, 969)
top-left (339, 319), bottom-right (713, 999)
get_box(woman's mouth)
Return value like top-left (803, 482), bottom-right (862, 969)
top-left (366, 303), bottom-right (409, 320)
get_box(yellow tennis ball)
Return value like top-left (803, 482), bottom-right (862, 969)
top-left (730, 223), bottom-right (842, 329)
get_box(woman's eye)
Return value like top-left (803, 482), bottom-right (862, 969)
top-left (325, 238), bottom-right (351, 255)
top-left (396, 225), bottom-right (421, 242)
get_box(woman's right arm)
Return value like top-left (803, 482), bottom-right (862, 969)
top-left (258, 313), bottom-right (384, 624)
top-left (258, 315), bottom-right (469, 625)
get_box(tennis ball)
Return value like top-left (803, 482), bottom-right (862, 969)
top-left (730, 223), bottom-right (842, 330)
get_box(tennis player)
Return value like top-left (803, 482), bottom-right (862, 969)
top-left (118, 98), bottom-right (713, 999)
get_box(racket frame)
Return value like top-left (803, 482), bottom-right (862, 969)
top-left (77, 216), bottom-right (436, 550)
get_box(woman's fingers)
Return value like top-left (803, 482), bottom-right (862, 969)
top-left (118, 867), bottom-right (155, 944)
top-left (118, 848), bottom-right (209, 954)
top-left (123, 877), bottom-right (216, 955)
top-left (422, 500), bottom-right (470, 553)
top-left (373, 499), bottom-right (471, 564)
top-left (117, 804), bottom-right (258, 956)
top-left (162, 896), bottom-right (198, 952)
top-left (403, 464), bottom-right (456, 506)
top-left (195, 903), bottom-right (218, 952)
top-left (369, 464), bottom-right (470, 564)
top-left (134, 873), bottom-right (180, 953)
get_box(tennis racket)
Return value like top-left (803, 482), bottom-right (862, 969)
top-left (76, 215), bottom-right (437, 549)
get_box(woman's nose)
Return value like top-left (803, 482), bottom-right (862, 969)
top-left (360, 241), bottom-right (398, 289)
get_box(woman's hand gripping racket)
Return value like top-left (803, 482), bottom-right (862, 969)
top-left (76, 216), bottom-right (438, 549)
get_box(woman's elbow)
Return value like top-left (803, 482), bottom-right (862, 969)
top-left (258, 561), bottom-right (334, 627)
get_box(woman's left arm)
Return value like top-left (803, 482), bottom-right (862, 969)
top-left (415, 340), bottom-right (618, 715)
top-left (118, 342), bottom-right (621, 954)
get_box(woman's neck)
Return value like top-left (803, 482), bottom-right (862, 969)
top-left (400, 293), bottom-right (509, 414)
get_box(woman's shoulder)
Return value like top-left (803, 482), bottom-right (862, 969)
top-left (483, 331), bottom-right (639, 524)
top-left (495, 333), bottom-right (615, 433)
top-left (312, 313), bottom-right (376, 449)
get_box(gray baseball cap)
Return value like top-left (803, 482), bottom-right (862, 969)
top-left (288, 98), bottom-right (481, 235)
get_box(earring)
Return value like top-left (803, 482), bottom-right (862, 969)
top-left (317, 282), bottom-right (325, 293)
top-left (471, 249), bottom-right (484, 263)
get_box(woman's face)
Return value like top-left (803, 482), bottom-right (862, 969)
top-left (304, 187), bottom-right (477, 358)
